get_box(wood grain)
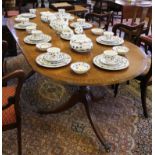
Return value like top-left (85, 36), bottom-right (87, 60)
top-left (6, 8), bottom-right (147, 86)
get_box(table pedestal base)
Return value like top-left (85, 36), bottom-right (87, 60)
top-left (38, 86), bottom-right (111, 152)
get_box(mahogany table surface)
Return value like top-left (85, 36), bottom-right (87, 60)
top-left (6, 8), bottom-right (147, 86)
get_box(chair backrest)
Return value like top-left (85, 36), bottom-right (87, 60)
top-left (112, 22), bottom-right (145, 44)
top-left (93, 0), bottom-right (108, 13)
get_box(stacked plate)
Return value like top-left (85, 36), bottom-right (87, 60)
top-left (24, 34), bottom-right (52, 45)
top-left (36, 52), bottom-right (71, 68)
top-left (70, 22), bottom-right (92, 29)
top-left (14, 22), bottom-right (37, 30)
top-left (96, 35), bottom-right (124, 46)
top-left (17, 13), bottom-right (36, 19)
top-left (93, 54), bottom-right (129, 71)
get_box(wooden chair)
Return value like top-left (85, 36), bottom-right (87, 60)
top-left (113, 35), bottom-right (152, 118)
top-left (3, 70), bottom-right (25, 155)
top-left (85, 11), bottom-right (113, 29)
top-left (112, 22), bottom-right (145, 44)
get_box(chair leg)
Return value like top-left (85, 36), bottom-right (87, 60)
top-left (140, 82), bottom-right (148, 118)
top-left (114, 84), bottom-right (119, 97)
top-left (17, 121), bottom-right (22, 155)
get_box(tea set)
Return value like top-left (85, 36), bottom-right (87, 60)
top-left (93, 49), bottom-right (129, 70)
top-left (15, 9), bottom-right (130, 72)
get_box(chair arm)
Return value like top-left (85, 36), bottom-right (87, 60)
top-left (112, 22), bottom-right (145, 35)
top-left (2, 97), bottom-right (15, 110)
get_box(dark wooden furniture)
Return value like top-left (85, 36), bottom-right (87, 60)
top-left (85, 11), bottom-right (113, 29)
top-left (112, 22), bottom-right (145, 44)
top-left (6, 8), bottom-right (148, 152)
top-left (113, 34), bottom-right (152, 118)
top-left (3, 70), bottom-right (25, 155)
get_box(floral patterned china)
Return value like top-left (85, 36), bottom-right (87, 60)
top-left (93, 54), bottom-right (129, 71)
top-left (70, 34), bottom-right (93, 53)
top-left (36, 43), bottom-right (52, 52)
top-left (36, 52), bottom-right (71, 68)
top-left (70, 22), bottom-right (92, 29)
top-left (70, 62), bottom-right (90, 74)
top-left (74, 26), bottom-right (83, 34)
top-left (96, 36), bottom-right (124, 46)
top-left (15, 17), bottom-right (28, 22)
top-left (26, 25), bottom-right (37, 34)
top-left (24, 34), bottom-right (52, 45)
top-left (112, 46), bottom-right (129, 56)
top-left (18, 13), bottom-right (36, 18)
top-left (91, 28), bottom-right (104, 35)
top-left (14, 22), bottom-right (37, 29)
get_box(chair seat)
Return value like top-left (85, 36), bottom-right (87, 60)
top-left (2, 86), bottom-right (16, 127)
top-left (7, 10), bottom-right (19, 17)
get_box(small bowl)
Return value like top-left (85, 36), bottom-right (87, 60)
top-left (70, 62), bottom-right (90, 74)
top-left (112, 46), bottom-right (129, 55)
top-left (36, 42), bottom-right (52, 51)
top-left (91, 28), bottom-right (104, 35)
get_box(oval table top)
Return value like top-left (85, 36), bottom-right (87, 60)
top-left (6, 8), bottom-right (148, 86)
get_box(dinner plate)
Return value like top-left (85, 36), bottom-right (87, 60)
top-left (93, 54), bottom-right (129, 71)
top-left (24, 34), bottom-right (52, 45)
top-left (18, 13), bottom-right (36, 18)
top-left (36, 53), bottom-right (71, 68)
top-left (70, 22), bottom-right (93, 29)
top-left (96, 36), bottom-right (124, 46)
top-left (14, 22), bottom-right (37, 30)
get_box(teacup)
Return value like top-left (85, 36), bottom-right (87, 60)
top-left (20, 18), bottom-right (29, 25)
top-left (46, 47), bottom-right (61, 62)
top-left (29, 9), bottom-right (36, 14)
top-left (104, 31), bottom-right (114, 40)
top-left (26, 25), bottom-right (37, 34)
top-left (103, 50), bottom-right (118, 63)
top-left (31, 30), bottom-right (43, 39)
top-left (77, 18), bottom-right (85, 25)
top-left (58, 9), bottom-right (65, 14)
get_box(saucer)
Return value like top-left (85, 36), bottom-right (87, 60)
top-left (29, 35), bottom-right (44, 41)
top-left (36, 42), bottom-right (52, 51)
top-left (18, 13), bottom-right (36, 18)
top-left (14, 22), bottom-right (37, 29)
top-left (70, 62), bottom-right (90, 74)
top-left (36, 52), bottom-right (71, 68)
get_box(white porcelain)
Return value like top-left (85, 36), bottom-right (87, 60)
top-left (112, 46), bottom-right (129, 55)
top-left (102, 50), bottom-right (118, 64)
top-left (77, 18), bottom-right (85, 25)
top-left (36, 42), bottom-right (52, 51)
top-left (46, 47), bottom-right (61, 62)
top-left (93, 54), bottom-right (129, 70)
top-left (70, 62), bottom-right (90, 74)
top-left (36, 53), bottom-right (71, 68)
top-left (75, 26), bottom-right (83, 34)
top-left (91, 28), bottom-right (104, 35)
top-left (70, 34), bottom-right (93, 53)
top-left (103, 31), bottom-right (114, 40)
top-left (24, 34), bottom-right (52, 45)
top-left (96, 36), bottom-right (124, 46)
top-left (70, 22), bottom-right (92, 29)
top-left (18, 13), bottom-right (36, 18)
top-left (58, 9), bottom-right (65, 14)
top-left (26, 25), bottom-right (37, 34)
top-left (14, 22), bottom-right (36, 29)
top-left (60, 31), bottom-right (74, 40)
top-left (31, 30), bottom-right (43, 40)
top-left (50, 18), bottom-right (69, 34)
top-left (29, 9), bottom-right (36, 14)
top-left (15, 17), bottom-right (26, 22)
top-left (41, 15), bottom-right (49, 22)
top-left (40, 11), bottom-right (52, 16)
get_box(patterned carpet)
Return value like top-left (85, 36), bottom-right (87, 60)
top-left (3, 54), bottom-right (152, 155)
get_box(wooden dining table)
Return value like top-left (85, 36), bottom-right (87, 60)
top-left (6, 8), bottom-right (147, 152)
